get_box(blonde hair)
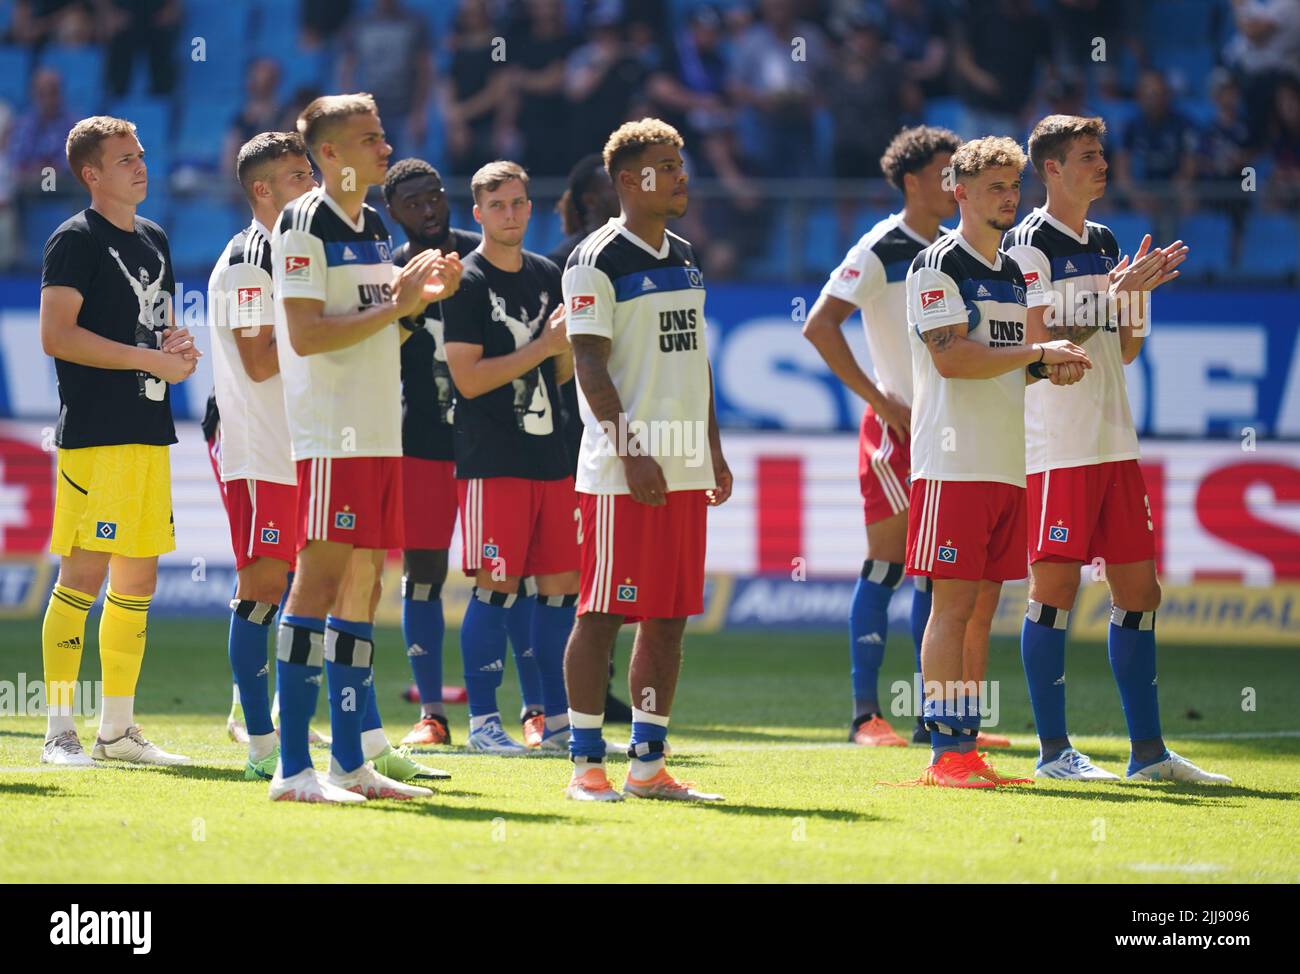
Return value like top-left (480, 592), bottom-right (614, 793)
top-left (296, 93), bottom-right (378, 152)
top-left (65, 116), bottom-right (138, 189)
top-left (602, 117), bottom-right (683, 178)
top-left (950, 136), bottom-right (1027, 181)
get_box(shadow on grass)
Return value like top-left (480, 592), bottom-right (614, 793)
top-left (0, 728), bottom-right (45, 739)
top-left (687, 802), bottom-right (880, 823)
top-left (360, 802), bottom-right (578, 824)
top-left (0, 781), bottom-right (68, 797)
top-left (1015, 783), bottom-right (1297, 805)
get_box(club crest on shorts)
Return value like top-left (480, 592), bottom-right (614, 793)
top-left (260, 526), bottom-right (281, 545)
top-left (334, 510), bottom-right (356, 530)
top-left (1048, 521), bottom-right (1070, 543)
top-left (616, 580), bottom-right (638, 602)
top-left (483, 542), bottom-right (500, 559)
top-left (95, 520), bottom-right (117, 540)
top-left (937, 542), bottom-right (958, 564)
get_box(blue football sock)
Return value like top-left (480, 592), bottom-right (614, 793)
top-left (401, 576), bottom-right (445, 708)
top-left (1022, 600), bottom-right (1071, 762)
top-left (1108, 606), bottom-right (1164, 772)
top-left (361, 672), bottom-right (383, 734)
top-left (924, 696), bottom-right (963, 764)
top-left (506, 586), bottom-right (543, 711)
top-left (533, 596), bottom-right (575, 718)
top-left (910, 577), bottom-right (931, 679)
top-left (324, 616), bottom-right (374, 773)
top-left (849, 560), bottom-right (902, 716)
top-left (228, 600), bottom-right (277, 736)
top-left (275, 614), bottom-right (325, 777)
top-left (461, 588), bottom-right (511, 718)
top-left (630, 708), bottom-right (668, 768)
top-left (569, 717), bottom-right (606, 762)
top-left (957, 694), bottom-right (981, 754)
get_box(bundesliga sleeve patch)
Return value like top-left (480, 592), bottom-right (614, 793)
top-left (920, 289), bottom-right (949, 317)
top-left (236, 287), bottom-right (264, 325)
top-left (838, 265), bottom-right (861, 282)
top-left (284, 255), bottom-right (311, 281)
top-left (569, 294), bottom-right (596, 320)
top-left (1023, 271), bottom-right (1044, 299)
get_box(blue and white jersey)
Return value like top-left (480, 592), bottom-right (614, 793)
top-left (272, 187), bottom-right (401, 461)
top-left (1005, 207), bottom-right (1139, 474)
top-left (562, 217), bottom-right (714, 496)
top-left (906, 231), bottom-right (1029, 488)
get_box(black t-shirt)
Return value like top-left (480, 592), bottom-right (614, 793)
top-left (41, 208), bottom-right (177, 449)
top-left (396, 228), bottom-right (482, 461)
top-left (440, 248), bottom-right (568, 481)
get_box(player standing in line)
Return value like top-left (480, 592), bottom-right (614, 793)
top-left (561, 118), bottom-right (732, 802)
top-left (442, 160), bottom-right (577, 754)
top-left (270, 94), bottom-right (460, 802)
top-left (901, 136), bottom-right (1090, 788)
top-left (207, 131), bottom-right (318, 780)
top-left (1005, 115), bottom-right (1227, 782)
top-left (804, 125), bottom-right (968, 748)
top-left (39, 116), bottom-right (198, 766)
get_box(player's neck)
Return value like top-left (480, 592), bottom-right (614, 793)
top-left (620, 210), bottom-right (666, 251)
top-left (480, 236), bottom-right (523, 272)
top-left (408, 227), bottom-right (451, 255)
top-left (250, 203), bottom-right (278, 235)
top-left (956, 219), bottom-right (1001, 265)
top-left (900, 202), bottom-right (942, 242)
top-left (1044, 193), bottom-right (1089, 237)
top-left (89, 196), bottom-right (136, 232)
top-left (323, 177), bottom-right (367, 224)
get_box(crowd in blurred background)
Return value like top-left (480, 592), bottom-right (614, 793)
top-left (1, 0), bottom-right (1297, 280)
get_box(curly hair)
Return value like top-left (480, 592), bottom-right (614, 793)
top-left (879, 125), bottom-right (962, 191)
top-left (950, 136), bottom-right (1027, 181)
top-left (602, 117), bottom-right (684, 179)
top-left (383, 157), bottom-right (440, 204)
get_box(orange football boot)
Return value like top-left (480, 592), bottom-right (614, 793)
top-left (522, 712), bottom-right (545, 748)
top-left (885, 749), bottom-right (998, 788)
top-left (399, 714), bottom-right (451, 747)
top-left (964, 750), bottom-right (1033, 785)
top-left (564, 765), bottom-right (624, 802)
top-left (852, 715), bottom-right (909, 747)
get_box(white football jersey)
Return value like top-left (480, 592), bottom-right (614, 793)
top-left (207, 219), bottom-right (295, 485)
top-left (1005, 207), bottom-right (1140, 474)
top-left (820, 212), bottom-right (941, 407)
top-left (271, 188), bottom-right (402, 461)
top-left (907, 232), bottom-right (1030, 488)
top-left (562, 218), bottom-right (715, 495)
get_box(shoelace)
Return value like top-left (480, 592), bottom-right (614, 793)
top-left (51, 731), bottom-right (83, 753)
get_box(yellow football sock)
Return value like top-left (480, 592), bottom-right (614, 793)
top-left (99, 588), bottom-right (151, 698)
top-left (42, 583), bottom-right (95, 715)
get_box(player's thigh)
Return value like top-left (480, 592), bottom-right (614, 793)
top-left (1106, 559), bottom-right (1161, 612)
top-left (865, 508), bottom-right (908, 564)
top-left (402, 548), bottom-right (448, 587)
top-left (289, 540), bottom-right (352, 612)
top-left (1028, 558), bottom-right (1083, 610)
top-left (57, 547), bottom-right (110, 595)
top-left (107, 554), bottom-right (158, 598)
top-left (535, 571), bottom-right (580, 597)
top-left (236, 556), bottom-right (292, 604)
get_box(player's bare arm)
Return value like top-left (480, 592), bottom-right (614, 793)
top-left (706, 364), bottom-right (732, 506)
top-left (571, 333), bottom-right (668, 506)
top-left (923, 322), bottom-right (1091, 379)
top-left (803, 292), bottom-right (910, 438)
top-left (1026, 303), bottom-right (1101, 347)
top-left (445, 303), bottom-right (568, 399)
top-left (41, 285), bottom-right (195, 383)
top-left (232, 320), bottom-right (279, 382)
top-left (285, 249), bottom-right (439, 356)
top-left (1109, 234), bottom-right (1190, 363)
top-left (549, 305), bottom-right (575, 385)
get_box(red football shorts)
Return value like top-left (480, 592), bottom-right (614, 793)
top-left (578, 489), bottom-right (708, 622)
top-left (295, 455), bottom-right (404, 551)
top-left (402, 456), bottom-right (458, 551)
top-left (906, 478), bottom-right (1027, 582)
top-left (458, 476), bottom-right (580, 578)
top-left (1027, 459), bottom-right (1155, 565)
top-left (858, 405), bottom-right (911, 524)
top-left (225, 478), bottom-right (298, 570)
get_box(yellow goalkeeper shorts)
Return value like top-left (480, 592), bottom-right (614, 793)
top-left (50, 444), bottom-right (175, 559)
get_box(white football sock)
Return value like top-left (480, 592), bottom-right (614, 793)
top-left (361, 728), bottom-right (389, 759)
top-left (98, 696), bottom-right (134, 741)
top-left (544, 714), bottom-right (570, 732)
top-left (628, 757), bottom-right (665, 780)
top-left (249, 732), bottom-right (277, 762)
top-left (46, 711), bottom-right (76, 740)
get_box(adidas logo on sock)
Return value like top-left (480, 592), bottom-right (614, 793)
top-left (1053, 676), bottom-right (1065, 685)
top-left (363, 673), bottom-right (374, 687)
top-left (522, 648), bottom-right (535, 658)
top-left (306, 674), bottom-right (323, 686)
top-left (479, 659), bottom-right (504, 672)
top-left (56, 637), bottom-right (82, 649)
top-left (256, 664), bottom-right (269, 678)
top-left (856, 633), bottom-right (883, 644)
top-left (407, 643), bottom-right (426, 657)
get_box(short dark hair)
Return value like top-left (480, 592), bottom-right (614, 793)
top-left (470, 160), bottom-right (528, 202)
top-left (296, 92), bottom-right (378, 152)
top-left (879, 125), bottom-right (962, 192)
top-left (236, 131), bottom-right (308, 201)
top-left (557, 153), bottom-right (608, 233)
top-left (383, 157), bottom-right (441, 204)
top-left (1026, 115), bottom-right (1107, 179)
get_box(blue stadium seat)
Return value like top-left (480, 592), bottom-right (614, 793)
top-left (1237, 213), bottom-right (1299, 279)
top-left (1174, 212), bottom-right (1232, 279)
top-left (1099, 212), bottom-right (1152, 257)
top-left (802, 203), bottom-right (840, 277)
top-left (0, 46), bottom-right (30, 106)
top-left (923, 97), bottom-right (963, 136)
top-left (747, 203), bottom-right (793, 281)
top-left (174, 99), bottom-right (227, 170)
top-left (38, 45), bottom-right (104, 117)
top-left (22, 199), bottom-right (82, 259)
top-left (168, 198), bottom-right (242, 272)
top-left (525, 209), bottom-right (560, 255)
top-left (850, 206), bottom-right (892, 243)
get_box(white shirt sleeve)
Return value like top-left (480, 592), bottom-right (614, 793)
top-left (820, 242), bottom-right (885, 308)
top-left (906, 264), bottom-right (969, 333)
top-left (217, 261), bottom-right (276, 331)
top-left (1005, 243), bottom-right (1053, 308)
top-left (562, 263), bottom-right (616, 340)
top-left (274, 227), bottom-right (329, 302)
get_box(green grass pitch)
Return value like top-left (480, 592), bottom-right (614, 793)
top-left (1, 619), bottom-right (1297, 883)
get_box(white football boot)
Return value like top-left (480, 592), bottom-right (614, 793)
top-left (41, 730), bottom-right (95, 767)
top-left (327, 758), bottom-right (433, 799)
top-left (1034, 747), bottom-right (1120, 780)
top-left (269, 764), bottom-right (367, 803)
top-left (92, 726), bottom-right (190, 765)
top-left (1127, 750), bottom-right (1231, 783)
top-left (466, 720), bottom-right (528, 755)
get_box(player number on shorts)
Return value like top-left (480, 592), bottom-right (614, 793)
top-left (574, 506), bottom-right (583, 545)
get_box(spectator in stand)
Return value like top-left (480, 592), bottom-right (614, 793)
top-left (1114, 69), bottom-right (1199, 217)
top-left (300, 0), bottom-right (352, 46)
top-left (647, 5), bottom-right (731, 149)
top-left (510, 0), bottom-right (577, 178)
top-left (1045, 0), bottom-right (1140, 90)
top-left (1224, 0), bottom-right (1300, 146)
top-left (828, 14), bottom-right (914, 181)
top-left (276, 86), bottom-right (321, 136)
top-left (951, 0), bottom-right (1051, 138)
top-left (338, 0), bottom-right (435, 160)
top-left (1198, 70), bottom-right (1254, 239)
top-left (221, 58), bottom-right (283, 180)
top-left (444, 0), bottom-right (519, 176)
top-left (727, 0), bottom-right (832, 178)
top-left (1266, 77), bottom-right (1300, 210)
top-left (6, 0), bottom-right (87, 49)
top-left (0, 102), bottom-right (16, 269)
top-left (564, 1), bottom-right (650, 164)
top-left (103, 0), bottom-right (181, 97)
top-left (880, 0), bottom-right (949, 98)
top-left (8, 68), bottom-right (76, 193)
